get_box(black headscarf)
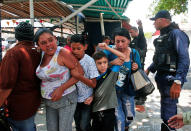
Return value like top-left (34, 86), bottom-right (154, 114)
top-left (15, 22), bottom-right (34, 41)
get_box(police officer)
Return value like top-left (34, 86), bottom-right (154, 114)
top-left (146, 10), bottom-right (190, 131)
top-left (129, 20), bottom-right (147, 70)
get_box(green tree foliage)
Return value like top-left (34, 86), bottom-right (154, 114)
top-left (152, 0), bottom-right (188, 15)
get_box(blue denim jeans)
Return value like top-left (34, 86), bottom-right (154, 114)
top-left (7, 115), bottom-right (36, 131)
top-left (115, 89), bottom-right (135, 131)
top-left (44, 91), bottom-right (77, 131)
top-left (74, 102), bottom-right (91, 131)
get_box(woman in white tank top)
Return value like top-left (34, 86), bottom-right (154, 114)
top-left (34, 28), bottom-right (84, 131)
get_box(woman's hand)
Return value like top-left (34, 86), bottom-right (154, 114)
top-left (51, 87), bottom-right (64, 101)
top-left (132, 62), bottom-right (138, 71)
top-left (84, 96), bottom-right (93, 105)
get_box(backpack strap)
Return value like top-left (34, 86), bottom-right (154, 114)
top-left (131, 48), bottom-right (138, 73)
top-left (124, 48), bottom-right (134, 89)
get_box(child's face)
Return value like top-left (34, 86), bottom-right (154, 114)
top-left (71, 42), bottom-right (87, 60)
top-left (95, 57), bottom-right (108, 74)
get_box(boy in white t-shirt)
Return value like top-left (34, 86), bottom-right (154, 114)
top-left (71, 34), bottom-right (99, 131)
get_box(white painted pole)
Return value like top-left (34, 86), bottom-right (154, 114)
top-left (100, 13), bottom-right (105, 36)
top-left (56, 0), bottom-right (98, 26)
top-left (29, 0), bottom-right (34, 26)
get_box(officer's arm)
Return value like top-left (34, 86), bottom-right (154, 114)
top-left (171, 30), bottom-right (190, 83)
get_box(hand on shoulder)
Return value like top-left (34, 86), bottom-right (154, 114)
top-left (59, 48), bottom-right (77, 65)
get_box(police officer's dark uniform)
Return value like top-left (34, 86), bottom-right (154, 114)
top-left (148, 10), bottom-right (190, 131)
top-left (130, 25), bottom-right (147, 69)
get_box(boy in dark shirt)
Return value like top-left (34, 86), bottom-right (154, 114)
top-left (92, 43), bottom-right (125, 131)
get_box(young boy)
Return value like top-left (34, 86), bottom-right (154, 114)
top-left (70, 34), bottom-right (99, 131)
top-left (91, 43), bottom-right (126, 131)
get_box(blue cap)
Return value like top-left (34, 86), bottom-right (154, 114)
top-left (150, 10), bottom-right (171, 21)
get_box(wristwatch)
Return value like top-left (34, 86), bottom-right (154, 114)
top-left (174, 80), bottom-right (181, 85)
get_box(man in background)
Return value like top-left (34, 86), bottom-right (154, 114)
top-left (129, 20), bottom-right (147, 111)
top-left (129, 20), bottom-right (147, 69)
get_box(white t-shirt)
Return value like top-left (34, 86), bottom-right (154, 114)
top-left (76, 54), bottom-right (99, 102)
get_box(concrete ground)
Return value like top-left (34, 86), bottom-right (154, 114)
top-left (35, 48), bottom-right (191, 131)
top-left (129, 72), bottom-right (191, 131)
